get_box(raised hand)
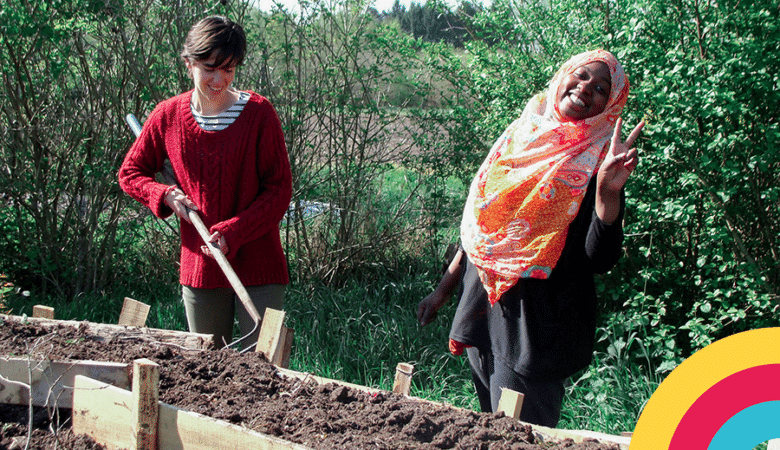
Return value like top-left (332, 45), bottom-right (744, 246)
top-left (596, 118), bottom-right (644, 224)
top-left (598, 118), bottom-right (644, 194)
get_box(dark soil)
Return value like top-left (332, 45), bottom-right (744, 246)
top-left (0, 317), bottom-right (621, 450)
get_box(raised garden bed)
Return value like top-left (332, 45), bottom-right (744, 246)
top-left (0, 314), bottom-right (629, 449)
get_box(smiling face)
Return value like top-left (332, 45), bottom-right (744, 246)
top-left (556, 61), bottom-right (611, 121)
top-left (186, 53), bottom-right (237, 114)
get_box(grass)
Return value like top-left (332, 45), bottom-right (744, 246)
top-left (559, 325), bottom-right (661, 433)
top-left (282, 273), bottom-right (480, 411)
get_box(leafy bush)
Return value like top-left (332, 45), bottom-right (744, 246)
top-left (0, 0), bottom-right (232, 299)
top-left (603, 0), bottom-right (780, 369)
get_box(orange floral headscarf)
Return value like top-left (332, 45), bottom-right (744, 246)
top-left (460, 50), bottom-right (630, 305)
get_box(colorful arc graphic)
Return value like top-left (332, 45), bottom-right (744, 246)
top-left (630, 327), bottom-right (780, 449)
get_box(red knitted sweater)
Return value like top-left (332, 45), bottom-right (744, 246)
top-left (119, 90), bottom-right (292, 289)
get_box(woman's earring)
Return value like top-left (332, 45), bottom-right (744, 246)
top-left (184, 58), bottom-right (193, 77)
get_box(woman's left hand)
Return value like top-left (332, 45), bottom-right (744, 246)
top-left (598, 118), bottom-right (644, 194)
top-left (201, 231), bottom-right (229, 259)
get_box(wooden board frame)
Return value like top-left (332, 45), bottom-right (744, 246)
top-left (1, 314), bottom-right (630, 449)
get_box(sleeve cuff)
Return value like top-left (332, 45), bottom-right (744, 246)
top-left (151, 183), bottom-right (174, 219)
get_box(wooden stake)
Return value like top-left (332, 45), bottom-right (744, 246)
top-left (392, 363), bottom-right (414, 395)
top-left (119, 297), bottom-right (151, 327)
top-left (255, 308), bottom-right (285, 364)
top-left (497, 387), bottom-right (524, 420)
top-left (132, 359), bottom-right (159, 450)
top-left (32, 305), bottom-right (54, 319)
top-left (278, 327), bottom-right (294, 368)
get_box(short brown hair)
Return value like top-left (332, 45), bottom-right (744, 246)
top-left (181, 16), bottom-right (246, 68)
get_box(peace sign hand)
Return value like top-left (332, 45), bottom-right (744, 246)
top-left (598, 118), bottom-right (644, 194)
top-left (596, 118), bottom-right (644, 224)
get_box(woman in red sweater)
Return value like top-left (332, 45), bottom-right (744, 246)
top-left (119, 16), bottom-right (292, 348)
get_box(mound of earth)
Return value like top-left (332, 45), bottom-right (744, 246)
top-left (0, 316), bottom-right (620, 449)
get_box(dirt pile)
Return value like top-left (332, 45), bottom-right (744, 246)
top-left (0, 317), bottom-right (620, 449)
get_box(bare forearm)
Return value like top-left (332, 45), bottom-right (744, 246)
top-left (417, 248), bottom-right (464, 326)
top-left (437, 249), bottom-right (464, 299)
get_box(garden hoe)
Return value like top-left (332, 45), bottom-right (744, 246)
top-left (125, 113), bottom-right (262, 352)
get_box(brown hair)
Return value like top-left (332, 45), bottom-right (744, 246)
top-left (181, 16), bottom-right (246, 68)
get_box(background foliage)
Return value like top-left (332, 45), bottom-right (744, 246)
top-left (1, 0), bottom-right (778, 434)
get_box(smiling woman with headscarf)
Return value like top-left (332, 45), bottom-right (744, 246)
top-left (416, 50), bottom-right (645, 427)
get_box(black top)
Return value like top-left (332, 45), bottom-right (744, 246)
top-left (450, 175), bottom-right (624, 381)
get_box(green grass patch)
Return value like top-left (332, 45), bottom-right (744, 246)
top-left (283, 274), bottom-right (479, 410)
top-left (560, 325), bottom-right (661, 434)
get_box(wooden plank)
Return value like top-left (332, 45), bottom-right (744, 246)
top-left (158, 397), bottom-right (310, 450)
top-left (73, 375), bottom-right (136, 448)
top-left (132, 359), bottom-right (159, 450)
top-left (497, 387), bottom-right (524, 420)
top-left (0, 356), bottom-right (130, 408)
top-left (119, 297), bottom-right (151, 327)
top-left (32, 305), bottom-right (54, 319)
top-left (256, 308), bottom-right (285, 364)
top-left (1, 314), bottom-right (214, 350)
top-left (72, 375), bottom-right (311, 450)
top-left (392, 362), bottom-right (414, 395)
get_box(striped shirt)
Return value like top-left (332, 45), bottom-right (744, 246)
top-left (191, 91), bottom-right (250, 131)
